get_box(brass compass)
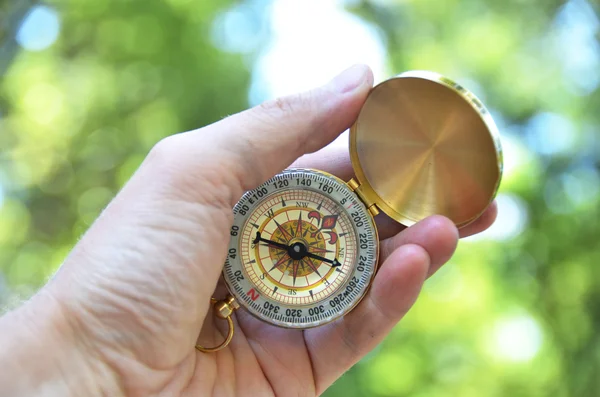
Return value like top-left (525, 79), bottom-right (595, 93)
top-left (197, 71), bottom-right (503, 352)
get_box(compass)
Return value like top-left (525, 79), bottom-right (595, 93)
top-left (225, 169), bottom-right (377, 328)
top-left (196, 71), bottom-right (503, 351)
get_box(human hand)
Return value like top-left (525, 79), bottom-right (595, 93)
top-left (0, 65), bottom-right (496, 397)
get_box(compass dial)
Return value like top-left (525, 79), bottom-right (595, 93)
top-left (224, 169), bottom-right (378, 328)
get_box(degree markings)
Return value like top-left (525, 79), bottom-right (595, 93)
top-left (225, 170), bottom-right (377, 328)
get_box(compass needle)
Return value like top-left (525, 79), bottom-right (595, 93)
top-left (254, 232), bottom-right (290, 251)
top-left (308, 246), bottom-right (334, 254)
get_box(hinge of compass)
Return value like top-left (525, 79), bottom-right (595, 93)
top-left (347, 179), bottom-right (380, 217)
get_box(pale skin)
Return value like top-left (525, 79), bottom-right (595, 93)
top-left (0, 65), bottom-right (497, 397)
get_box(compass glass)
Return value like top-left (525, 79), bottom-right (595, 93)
top-left (223, 169), bottom-right (378, 328)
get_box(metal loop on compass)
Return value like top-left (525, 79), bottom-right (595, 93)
top-left (195, 296), bottom-right (239, 353)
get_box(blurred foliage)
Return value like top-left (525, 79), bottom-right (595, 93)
top-left (1, 0), bottom-right (600, 396)
top-left (0, 0), bottom-right (250, 297)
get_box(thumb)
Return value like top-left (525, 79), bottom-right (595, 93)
top-left (162, 64), bottom-right (373, 206)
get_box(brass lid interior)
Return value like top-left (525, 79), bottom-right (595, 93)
top-left (349, 71), bottom-right (503, 227)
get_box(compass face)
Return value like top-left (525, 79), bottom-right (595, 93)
top-left (223, 169), bottom-right (378, 328)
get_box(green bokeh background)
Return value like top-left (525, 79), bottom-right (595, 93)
top-left (1, 0), bottom-right (600, 396)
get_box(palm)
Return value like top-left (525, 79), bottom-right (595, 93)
top-left (192, 316), bottom-right (317, 396)
top-left (142, 246), bottom-right (379, 396)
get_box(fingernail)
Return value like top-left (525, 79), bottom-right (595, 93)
top-left (329, 64), bottom-right (370, 94)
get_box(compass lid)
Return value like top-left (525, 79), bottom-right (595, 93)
top-left (349, 71), bottom-right (503, 228)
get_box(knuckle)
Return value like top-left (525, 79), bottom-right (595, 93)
top-left (256, 91), bottom-right (316, 125)
top-left (146, 134), bottom-right (184, 166)
top-left (259, 95), bottom-right (297, 116)
top-left (249, 87), bottom-right (332, 156)
top-left (370, 294), bottom-right (397, 324)
top-left (340, 312), bottom-right (367, 356)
